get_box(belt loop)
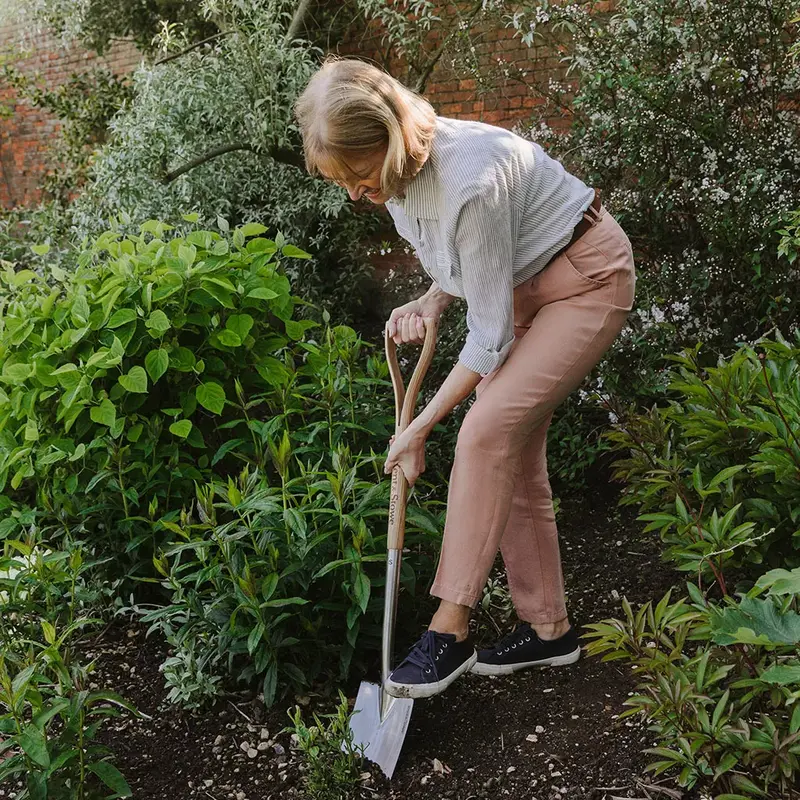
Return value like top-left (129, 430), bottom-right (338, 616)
top-left (583, 188), bottom-right (601, 225)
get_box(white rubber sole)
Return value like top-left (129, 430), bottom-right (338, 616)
top-left (470, 646), bottom-right (582, 676)
top-left (384, 652), bottom-right (479, 699)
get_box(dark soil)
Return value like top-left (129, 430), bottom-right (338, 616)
top-left (88, 491), bottom-right (705, 800)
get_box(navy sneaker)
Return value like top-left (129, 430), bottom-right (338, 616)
top-left (384, 630), bottom-right (477, 699)
top-left (471, 622), bottom-right (581, 676)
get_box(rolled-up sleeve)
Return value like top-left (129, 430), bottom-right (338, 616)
top-left (454, 190), bottom-right (516, 376)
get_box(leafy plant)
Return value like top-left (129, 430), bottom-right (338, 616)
top-left (505, 0), bottom-right (800, 484)
top-left (0, 504), bottom-right (135, 798)
top-left (0, 618), bottom-right (140, 800)
top-left (285, 690), bottom-right (365, 800)
top-left (607, 331), bottom-right (800, 593)
top-left (0, 217), bottom-right (316, 566)
top-left (512, 0), bottom-right (800, 348)
top-left (137, 446), bottom-right (442, 707)
top-left (586, 330), bottom-right (800, 797)
top-left (583, 571), bottom-right (800, 798)
top-left (1, 216), bottom-right (445, 706)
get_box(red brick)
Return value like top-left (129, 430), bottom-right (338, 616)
top-left (0, 4), bottom-right (580, 209)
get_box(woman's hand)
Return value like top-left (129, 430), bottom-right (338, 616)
top-left (386, 284), bottom-right (454, 345)
top-left (384, 423), bottom-right (427, 486)
top-left (387, 299), bottom-right (433, 345)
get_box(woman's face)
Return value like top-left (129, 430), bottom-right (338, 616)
top-left (323, 147), bottom-right (390, 205)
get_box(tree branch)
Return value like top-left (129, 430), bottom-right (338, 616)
top-left (154, 31), bottom-right (235, 66)
top-left (161, 142), bottom-right (305, 183)
top-left (413, 0), bottom-right (485, 94)
top-left (284, 0), bottom-right (316, 45)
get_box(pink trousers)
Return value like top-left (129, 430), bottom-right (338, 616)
top-left (430, 204), bottom-right (636, 624)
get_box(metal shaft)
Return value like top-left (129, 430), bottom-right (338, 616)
top-left (381, 548), bottom-right (403, 718)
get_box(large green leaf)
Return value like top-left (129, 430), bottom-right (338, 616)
top-left (169, 346), bottom-right (196, 372)
top-left (88, 760), bottom-right (132, 797)
top-left (216, 329), bottom-right (241, 347)
top-left (169, 420), bottom-right (192, 438)
top-left (17, 724), bottom-right (49, 767)
top-left (753, 567), bottom-right (800, 597)
top-left (145, 309), bottom-right (171, 336)
top-left (353, 571), bottom-right (370, 613)
top-left (90, 398), bottom-right (117, 428)
top-left (106, 308), bottom-right (137, 329)
top-left (145, 349), bottom-right (169, 383)
top-left (709, 597), bottom-right (800, 646)
top-left (71, 295), bottom-right (90, 327)
top-left (27, 772), bottom-right (46, 800)
top-left (281, 244), bottom-right (311, 259)
top-left (758, 664), bottom-right (800, 684)
top-left (247, 287), bottom-right (278, 300)
top-left (226, 313), bottom-right (254, 341)
top-left (240, 222), bottom-right (267, 237)
top-left (196, 382), bottom-right (226, 415)
top-left (118, 366), bottom-right (148, 394)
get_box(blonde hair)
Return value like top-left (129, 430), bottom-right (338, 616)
top-left (294, 56), bottom-right (437, 198)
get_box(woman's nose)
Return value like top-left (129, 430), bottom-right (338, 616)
top-left (347, 186), bottom-right (362, 201)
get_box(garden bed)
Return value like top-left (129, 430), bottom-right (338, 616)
top-left (82, 492), bottom-right (705, 800)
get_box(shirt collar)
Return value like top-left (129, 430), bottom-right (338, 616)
top-left (390, 149), bottom-right (439, 221)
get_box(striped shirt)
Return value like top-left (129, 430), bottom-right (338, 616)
top-left (385, 115), bottom-right (595, 375)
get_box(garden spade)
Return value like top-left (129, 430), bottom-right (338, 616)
top-left (349, 319), bottom-right (437, 780)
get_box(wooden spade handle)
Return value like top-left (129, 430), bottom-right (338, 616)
top-left (384, 320), bottom-right (437, 550)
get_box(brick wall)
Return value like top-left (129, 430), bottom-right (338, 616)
top-left (338, 13), bottom-right (562, 127)
top-left (0, 18), bottom-right (141, 207)
top-left (0, 6), bottom-right (563, 209)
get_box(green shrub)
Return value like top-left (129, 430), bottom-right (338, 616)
top-left (584, 572), bottom-right (800, 798)
top-left (0, 217), bottom-right (318, 559)
top-left (0, 217), bottom-right (443, 706)
top-left (0, 528), bottom-right (137, 799)
top-left (70, 0), bottom-right (385, 329)
top-left (588, 331), bottom-right (800, 796)
top-left (1, 203), bottom-right (77, 274)
top-left (513, 0), bottom-right (800, 349)
top-left (136, 455), bottom-right (442, 707)
top-left (506, 0), bottom-right (800, 481)
top-left (607, 331), bottom-right (800, 587)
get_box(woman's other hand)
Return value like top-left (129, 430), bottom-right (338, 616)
top-left (384, 424), bottom-right (427, 486)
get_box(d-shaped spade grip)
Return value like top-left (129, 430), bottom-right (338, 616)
top-left (384, 320), bottom-right (437, 551)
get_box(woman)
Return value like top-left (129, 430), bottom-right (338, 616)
top-left (294, 57), bottom-right (635, 700)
